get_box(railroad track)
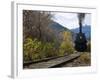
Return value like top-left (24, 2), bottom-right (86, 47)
top-left (24, 53), bottom-right (82, 69)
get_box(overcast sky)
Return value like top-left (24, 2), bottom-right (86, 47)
top-left (52, 12), bottom-right (91, 29)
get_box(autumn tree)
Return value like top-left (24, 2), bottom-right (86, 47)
top-left (23, 10), bottom-right (58, 61)
top-left (59, 31), bottom-right (74, 56)
top-left (23, 10), bottom-right (55, 42)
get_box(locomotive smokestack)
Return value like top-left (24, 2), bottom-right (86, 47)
top-left (77, 13), bottom-right (85, 33)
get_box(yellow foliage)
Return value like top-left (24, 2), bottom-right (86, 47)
top-left (59, 31), bottom-right (74, 55)
top-left (79, 52), bottom-right (91, 64)
top-left (62, 31), bottom-right (71, 41)
top-left (23, 37), bottom-right (58, 62)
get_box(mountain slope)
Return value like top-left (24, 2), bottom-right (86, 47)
top-left (49, 21), bottom-right (70, 32)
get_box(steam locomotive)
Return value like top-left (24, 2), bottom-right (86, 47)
top-left (74, 13), bottom-right (87, 52)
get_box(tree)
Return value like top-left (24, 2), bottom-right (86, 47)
top-left (59, 31), bottom-right (74, 56)
top-left (23, 10), bottom-right (54, 42)
top-left (23, 10), bottom-right (59, 62)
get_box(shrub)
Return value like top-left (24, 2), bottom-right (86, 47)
top-left (23, 38), bottom-right (43, 61)
top-left (23, 38), bottom-right (58, 62)
top-left (23, 32), bottom-right (75, 62)
top-left (42, 42), bottom-right (55, 57)
top-left (59, 41), bottom-right (74, 56)
top-left (79, 52), bottom-right (91, 64)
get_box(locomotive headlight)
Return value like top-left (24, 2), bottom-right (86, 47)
top-left (80, 36), bottom-right (82, 39)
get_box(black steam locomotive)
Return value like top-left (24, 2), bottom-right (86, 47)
top-left (74, 13), bottom-right (87, 52)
